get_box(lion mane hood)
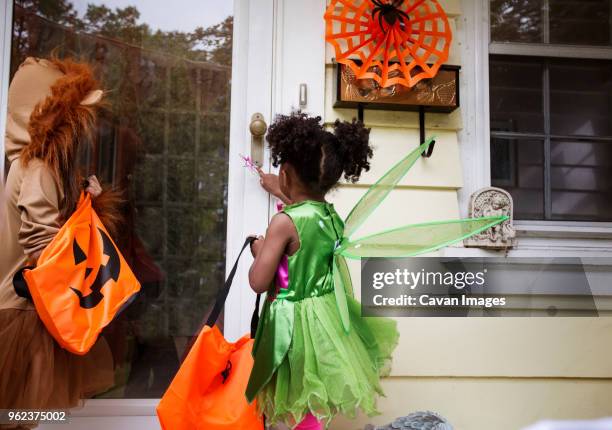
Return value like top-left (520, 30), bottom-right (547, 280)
top-left (5, 57), bottom-right (103, 164)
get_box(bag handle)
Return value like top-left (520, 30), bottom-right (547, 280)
top-left (13, 266), bottom-right (35, 300)
top-left (250, 293), bottom-right (261, 339)
top-left (206, 237), bottom-right (260, 335)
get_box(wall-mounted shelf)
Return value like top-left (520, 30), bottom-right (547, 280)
top-left (333, 63), bottom-right (461, 157)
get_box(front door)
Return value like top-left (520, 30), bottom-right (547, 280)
top-left (0, 0), bottom-right (282, 427)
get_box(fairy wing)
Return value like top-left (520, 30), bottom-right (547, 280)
top-left (335, 138), bottom-right (434, 332)
top-left (332, 216), bottom-right (507, 332)
top-left (339, 216), bottom-right (508, 259)
top-left (333, 137), bottom-right (507, 332)
top-left (343, 138), bottom-right (435, 238)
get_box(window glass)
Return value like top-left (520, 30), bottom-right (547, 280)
top-left (490, 0), bottom-right (543, 43)
top-left (491, 137), bottom-right (545, 220)
top-left (550, 0), bottom-right (612, 46)
top-left (551, 139), bottom-right (612, 221)
top-left (490, 0), bottom-right (612, 46)
top-left (489, 56), bottom-right (544, 134)
top-left (10, 0), bottom-right (233, 398)
top-left (549, 59), bottom-right (612, 137)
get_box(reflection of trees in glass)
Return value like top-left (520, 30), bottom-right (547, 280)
top-left (13, 1), bottom-right (232, 64)
top-left (491, 0), bottom-right (611, 45)
top-left (10, 1), bottom-right (233, 398)
top-left (490, 0), bottom-right (542, 43)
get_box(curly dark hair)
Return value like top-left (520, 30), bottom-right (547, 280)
top-left (266, 111), bottom-right (372, 194)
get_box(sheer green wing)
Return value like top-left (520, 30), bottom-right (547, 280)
top-left (343, 138), bottom-right (435, 238)
top-left (333, 255), bottom-right (351, 332)
top-left (335, 137), bottom-right (500, 333)
top-left (334, 255), bottom-right (354, 298)
top-left (339, 216), bottom-right (508, 259)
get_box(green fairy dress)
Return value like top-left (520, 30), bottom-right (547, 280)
top-left (245, 139), bottom-right (507, 427)
top-left (246, 200), bottom-right (398, 427)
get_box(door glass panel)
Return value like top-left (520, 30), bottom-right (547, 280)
top-left (10, 0), bottom-right (233, 398)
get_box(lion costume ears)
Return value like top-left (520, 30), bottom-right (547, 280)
top-left (81, 89), bottom-right (103, 106)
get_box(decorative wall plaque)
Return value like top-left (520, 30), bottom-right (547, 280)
top-left (464, 187), bottom-right (517, 250)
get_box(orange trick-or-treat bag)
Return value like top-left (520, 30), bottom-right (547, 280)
top-left (157, 237), bottom-right (264, 430)
top-left (13, 192), bottom-right (140, 354)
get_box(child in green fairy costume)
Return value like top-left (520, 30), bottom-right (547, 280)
top-left (246, 112), bottom-right (506, 429)
top-left (247, 112), bottom-right (393, 429)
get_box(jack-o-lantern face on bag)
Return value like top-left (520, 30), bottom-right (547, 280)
top-left (16, 193), bottom-right (140, 355)
top-left (70, 227), bottom-right (121, 309)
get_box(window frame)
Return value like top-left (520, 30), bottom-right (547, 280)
top-left (489, 1), bottom-right (612, 223)
top-left (490, 56), bottom-right (612, 221)
top-left (0, 0), bottom-right (12, 178)
top-left (458, 0), bottom-right (612, 256)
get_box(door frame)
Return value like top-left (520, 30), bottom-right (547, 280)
top-left (226, 0), bottom-right (329, 340)
top-left (225, 0), bottom-right (328, 340)
top-left (224, 0), bottom-right (327, 342)
top-left (224, 0), bottom-right (275, 343)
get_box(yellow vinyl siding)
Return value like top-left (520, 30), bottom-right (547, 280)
top-left (322, 0), bottom-right (612, 428)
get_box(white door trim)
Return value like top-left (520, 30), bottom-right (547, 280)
top-left (456, 0), bottom-right (491, 216)
top-left (225, 0), bottom-right (328, 340)
top-left (224, 0), bottom-right (275, 342)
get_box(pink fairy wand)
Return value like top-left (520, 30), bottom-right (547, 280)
top-left (239, 153), bottom-right (259, 175)
top-left (240, 154), bottom-right (284, 211)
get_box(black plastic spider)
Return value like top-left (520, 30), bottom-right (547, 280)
top-left (371, 0), bottom-right (410, 29)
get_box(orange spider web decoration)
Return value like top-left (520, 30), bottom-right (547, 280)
top-left (325, 0), bottom-right (452, 88)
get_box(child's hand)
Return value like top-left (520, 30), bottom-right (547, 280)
top-left (249, 235), bottom-right (264, 258)
top-left (257, 167), bottom-right (292, 205)
top-left (257, 167), bottom-right (281, 197)
top-left (85, 175), bottom-right (103, 198)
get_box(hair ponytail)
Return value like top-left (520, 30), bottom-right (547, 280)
top-left (267, 112), bottom-right (372, 195)
top-left (318, 119), bottom-right (372, 192)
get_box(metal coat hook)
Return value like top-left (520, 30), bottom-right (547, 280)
top-left (356, 104), bottom-right (435, 158)
top-left (419, 106), bottom-right (435, 158)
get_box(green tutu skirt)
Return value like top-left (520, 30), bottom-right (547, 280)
top-left (255, 293), bottom-right (399, 427)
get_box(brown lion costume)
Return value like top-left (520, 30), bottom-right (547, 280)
top-left (0, 57), bottom-right (116, 423)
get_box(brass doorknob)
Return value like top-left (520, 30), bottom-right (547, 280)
top-left (249, 113), bottom-right (267, 167)
top-left (249, 113), bottom-right (267, 137)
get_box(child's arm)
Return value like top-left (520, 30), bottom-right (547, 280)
top-left (249, 213), bottom-right (296, 293)
top-left (257, 167), bottom-right (292, 205)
